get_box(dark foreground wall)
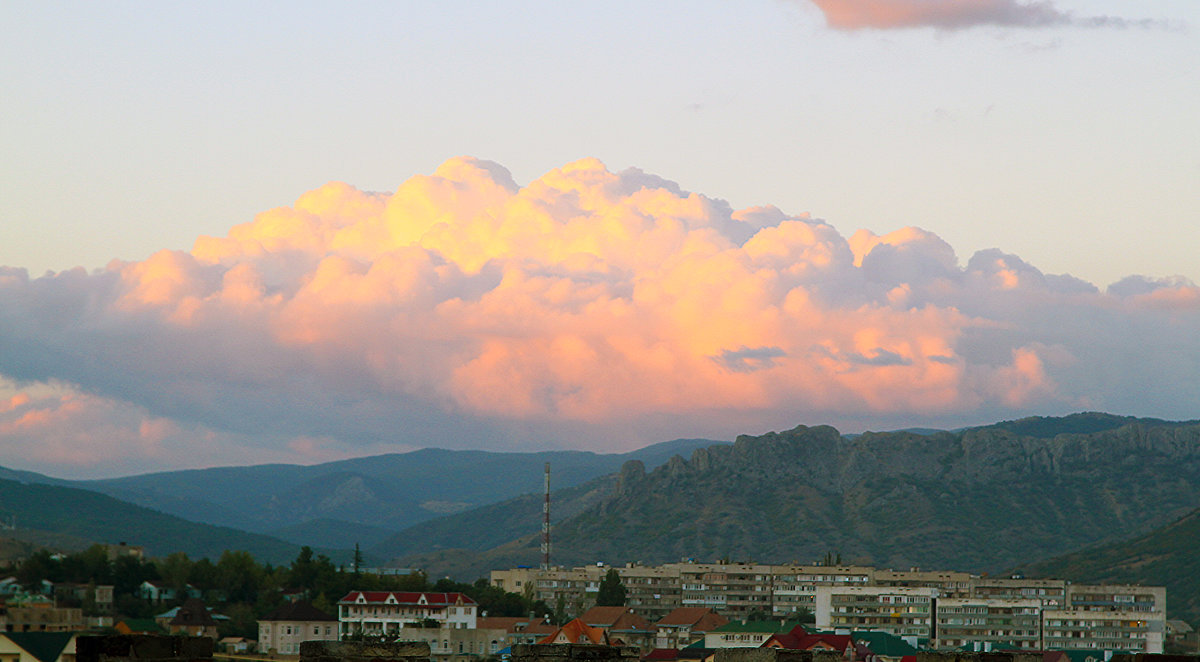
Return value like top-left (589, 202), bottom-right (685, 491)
top-left (76, 635), bottom-right (214, 662)
top-left (512, 643), bottom-right (639, 662)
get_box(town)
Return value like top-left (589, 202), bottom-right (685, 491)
top-left (0, 543), bottom-right (1187, 662)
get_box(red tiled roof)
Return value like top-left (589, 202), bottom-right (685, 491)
top-left (656, 608), bottom-right (728, 630)
top-left (477, 616), bottom-right (550, 633)
top-left (337, 591), bottom-right (476, 606)
top-left (766, 626), bottom-right (853, 652)
top-left (644, 649), bottom-right (680, 662)
top-left (582, 606), bottom-right (652, 632)
top-left (539, 618), bottom-right (609, 645)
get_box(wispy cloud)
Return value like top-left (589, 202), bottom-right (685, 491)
top-left (806, 0), bottom-right (1171, 31)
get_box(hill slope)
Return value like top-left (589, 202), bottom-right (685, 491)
top-left (1018, 506), bottom-right (1200, 623)
top-left (0, 479), bottom-right (308, 562)
top-left (395, 415), bottom-right (1200, 579)
top-left (62, 439), bottom-right (723, 539)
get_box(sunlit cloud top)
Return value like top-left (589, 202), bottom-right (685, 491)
top-left (806, 0), bottom-right (1171, 30)
top-left (1, 158), bottom-right (1198, 478)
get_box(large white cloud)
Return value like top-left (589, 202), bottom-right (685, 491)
top-left (1, 157), bottom-right (1198, 476)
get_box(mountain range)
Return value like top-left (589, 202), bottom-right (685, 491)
top-left (1, 412), bottom-right (1198, 621)
top-left (384, 414), bottom-right (1200, 578)
top-left (0, 437), bottom-right (723, 558)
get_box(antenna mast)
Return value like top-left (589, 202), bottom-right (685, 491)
top-left (541, 462), bottom-right (551, 570)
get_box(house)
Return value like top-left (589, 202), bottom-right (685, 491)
top-left (847, 631), bottom-right (917, 662)
top-left (0, 596), bottom-right (85, 632)
top-left (338, 592), bottom-right (477, 638)
top-left (162, 598), bottom-right (219, 638)
top-left (393, 623), bottom-right (510, 660)
top-left (538, 618), bottom-right (609, 645)
top-left (476, 616), bottom-right (556, 647)
top-left (0, 633), bottom-right (76, 662)
top-left (114, 618), bottom-right (165, 635)
top-left (580, 607), bottom-right (655, 651)
top-left (654, 608), bottom-right (728, 650)
top-left (763, 626), bottom-right (854, 661)
top-left (218, 637), bottom-right (255, 654)
top-left (139, 581), bottom-right (201, 605)
top-left (50, 583), bottom-right (113, 614)
top-left (259, 601), bottom-right (338, 655)
top-left (704, 621), bottom-right (804, 649)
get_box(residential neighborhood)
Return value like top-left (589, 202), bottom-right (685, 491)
top-left (0, 545), bottom-right (1183, 662)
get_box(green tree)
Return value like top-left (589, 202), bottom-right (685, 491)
top-left (158, 552), bottom-right (192, 593)
top-left (17, 550), bottom-right (61, 589)
top-left (595, 568), bottom-right (625, 607)
top-left (216, 550), bottom-right (262, 604)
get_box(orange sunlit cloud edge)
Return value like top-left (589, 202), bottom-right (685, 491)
top-left (1, 157), bottom-right (1197, 478)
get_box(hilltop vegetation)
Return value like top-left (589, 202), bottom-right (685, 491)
top-left (1019, 506), bottom-right (1200, 623)
top-left (0, 479), bottom-right (308, 562)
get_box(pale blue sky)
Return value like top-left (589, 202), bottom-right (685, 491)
top-left (3, 0), bottom-right (1200, 477)
top-left (2, 0), bottom-right (1196, 287)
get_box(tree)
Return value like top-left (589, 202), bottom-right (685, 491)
top-left (595, 568), bottom-right (626, 607)
top-left (216, 550), bottom-right (262, 604)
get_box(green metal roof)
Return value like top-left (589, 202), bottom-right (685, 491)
top-left (849, 631), bottom-right (918, 657)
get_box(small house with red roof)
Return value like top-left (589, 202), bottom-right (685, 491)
top-left (476, 616), bottom-right (556, 647)
top-left (581, 606), bottom-right (656, 651)
top-left (655, 607), bottom-right (729, 649)
top-left (763, 626), bottom-right (854, 662)
top-left (337, 591), bottom-right (477, 638)
top-left (538, 618), bottom-right (610, 645)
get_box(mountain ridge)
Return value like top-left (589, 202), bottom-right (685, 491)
top-left (392, 414), bottom-right (1200, 581)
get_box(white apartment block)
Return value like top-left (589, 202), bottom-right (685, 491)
top-left (814, 586), bottom-right (936, 638)
top-left (337, 591), bottom-right (477, 638)
top-left (969, 578), bottom-right (1067, 607)
top-left (1043, 609), bottom-right (1165, 653)
top-left (491, 563), bottom-right (1168, 653)
top-left (935, 598), bottom-right (1043, 650)
top-left (1066, 584), bottom-right (1166, 614)
top-left (874, 570), bottom-right (973, 598)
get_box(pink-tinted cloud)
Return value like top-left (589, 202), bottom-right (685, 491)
top-left (1, 157), bottom-right (1198, 476)
top-left (806, 0), bottom-right (1165, 31)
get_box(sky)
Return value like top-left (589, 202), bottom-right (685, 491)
top-left (1, 0), bottom-right (1198, 478)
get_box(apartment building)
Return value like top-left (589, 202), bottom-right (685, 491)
top-left (935, 598), bottom-right (1042, 649)
top-left (337, 591), bottom-right (477, 638)
top-left (874, 570), bottom-right (972, 598)
top-left (621, 565), bottom-right (685, 620)
top-left (814, 586), bottom-right (936, 638)
top-left (491, 563), bottom-right (1167, 653)
top-left (969, 578), bottom-right (1067, 607)
top-left (679, 563), bottom-right (776, 617)
top-left (1042, 609), bottom-right (1164, 653)
top-left (492, 562), bottom-right (875, 619)
top-left (771, 567), bottom-right (873, 616)
top-left (1065, 584), bottom-right (1165, 614)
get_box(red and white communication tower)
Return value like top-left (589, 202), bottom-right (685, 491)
top-left (541, 462), bottom-right (551, 570)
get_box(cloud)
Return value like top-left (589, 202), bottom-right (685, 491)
top-left (715, 346), bottom-right (789, 373)
top-left (1, 156), bottom-right (1199, 475)
top-left (806, 0), bottom-right (1167, 31)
